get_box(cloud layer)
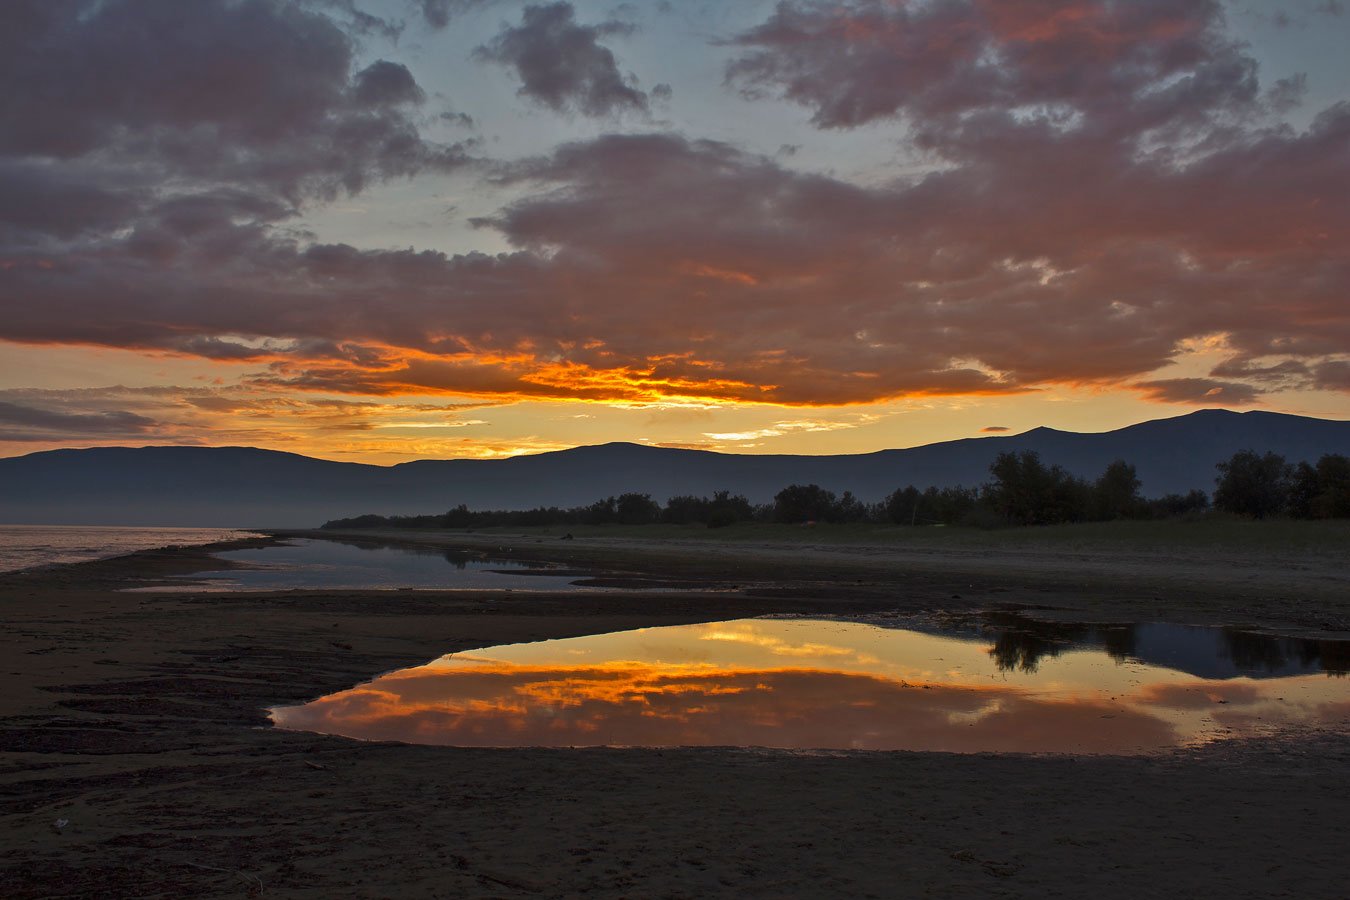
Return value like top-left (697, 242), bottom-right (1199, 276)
top-left (1, 0), bottom-right (1346, 427)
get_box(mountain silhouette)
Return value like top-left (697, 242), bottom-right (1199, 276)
top-left (2, 409), bottom-right (1348, 527)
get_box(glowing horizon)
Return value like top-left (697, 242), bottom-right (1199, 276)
top-left (2, 1), bottom-right (1347, 463)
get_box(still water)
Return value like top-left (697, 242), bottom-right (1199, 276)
top-left (142, 537), bottom-right (589, 592)
top-left (0, 524), bottom-right (262, 573)
top-left (271, 617), bottom-right (1350, 755)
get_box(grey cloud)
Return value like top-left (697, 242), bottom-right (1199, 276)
top-left (1248, 0), bottom-right (1345, 28)
top-left (0, 0), bottom-right (467, 208)
top-left (0, 400), bottom-right (159, 439)
top-left (475, 2), bottom-right (649, 116)
top-left (439, 110), bottom-right (476, 128)
top-left (1209, 358), bottom-right (1312, 389)
top-left (1133, 378), bottom-right (1263, 405)
top-left (418, 0), bottom-right (498, 29)
top-left (0, 161), bottom-right (146, 242)
top-left (1265, 74), bottom-right (1308, 112)
top-left (725, 0), bottom-right (1262, 156)
top-left (1313, 361), bottom-right (1350, 391)
top-left (306, 0), bottom-right (404, 39)
top-left (353, 61), bottom-right (426, 108)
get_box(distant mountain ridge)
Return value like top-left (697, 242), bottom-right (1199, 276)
top-left (2, 409), bottom-right (1349, 527)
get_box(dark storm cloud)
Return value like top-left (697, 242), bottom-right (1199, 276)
top-left (474, 2), bottom-right (650, 116)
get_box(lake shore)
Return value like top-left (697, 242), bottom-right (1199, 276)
top-left (2, 529), bottom-right (1348, 897)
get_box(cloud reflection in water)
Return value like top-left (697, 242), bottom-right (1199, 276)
top-left (272, 619), bottom-right (1349, 754)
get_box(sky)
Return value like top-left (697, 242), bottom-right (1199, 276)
top-left (1, 0), bottom-right (1347, 464)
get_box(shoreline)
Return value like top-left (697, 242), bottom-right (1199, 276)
top-left (2, 531), bottom-right (1349, 896)
top-left (0, 526), bottom-right (274, 580)
top-left (284, 525), bottom-right (1350, 635)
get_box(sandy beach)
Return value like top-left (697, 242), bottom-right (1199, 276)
top-left (2, 528), bottom-right (1349, 898)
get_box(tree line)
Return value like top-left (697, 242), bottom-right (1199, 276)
top-left (323, 489), bottom-right (755, 531)
top-left (320, 450), bottom-right (1350, 531)
top-left (1215, 450), bottom-right (1350, 519)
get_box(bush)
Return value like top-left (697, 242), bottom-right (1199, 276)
top-left (1145, 489), bottom-right (1210, 519)
top-left (707, 509), bottom-right (738, 528)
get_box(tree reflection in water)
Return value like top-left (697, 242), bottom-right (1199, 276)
top-left (975, 612), bottom-right (1346, 678)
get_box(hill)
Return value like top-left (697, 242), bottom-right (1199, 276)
top-left (1, 409), bottom-right (1348, 526)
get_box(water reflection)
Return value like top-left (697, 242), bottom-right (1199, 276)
top-left (319, 538), bottom-right (543, 572)
top-left (132, 537), bottom-right (589, 592)
top-left (943, 613), bottom-right (1349, 678)
top-left (272, 619), bottom-right (1350, 754)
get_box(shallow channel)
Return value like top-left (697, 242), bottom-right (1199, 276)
top-left (132, 537), bottom-right (590, 592)
top-left (271, 616), bottom-right (1350, 755)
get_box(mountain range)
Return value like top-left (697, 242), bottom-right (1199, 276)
top-left (2, 409), bottom-right (1348, 527)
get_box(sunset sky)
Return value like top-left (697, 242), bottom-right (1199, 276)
top-left (1, 0), bottom-right (1347, 463)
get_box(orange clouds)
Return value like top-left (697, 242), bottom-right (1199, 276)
top-left (1, 0), bottom-right (1348, 437)
top-left (274, 662), bottom-right (1182, 753)
top-left (269, 617), bottom-right (1350, 753)
top-left (7, 115), bottom-right (1347, 410)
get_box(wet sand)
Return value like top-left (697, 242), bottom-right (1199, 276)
top-left (2, 532), bottom-right (1349, 898)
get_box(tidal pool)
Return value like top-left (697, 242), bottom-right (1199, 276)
top-left (270, 617), bottom-right (1350, 754)
top-left (135, 537), bottom-right (588, 592)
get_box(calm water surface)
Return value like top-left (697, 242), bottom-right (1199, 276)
top-left (0, 524), bottom-right (261, 573)
top-left (142, 537), bottom-right (590, 592)
top-left (272, 617), bottom-right (1350, 755)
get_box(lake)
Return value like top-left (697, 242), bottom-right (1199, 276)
top-left (0, 524), bottom-right (262, 573)
top-left (271, 616), bottom-right (1350, 754)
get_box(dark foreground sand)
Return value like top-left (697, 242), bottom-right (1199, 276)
top-left (2, 531), bottom-right (1348, 898)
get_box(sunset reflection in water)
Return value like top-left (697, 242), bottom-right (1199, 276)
top-left (270, 619), bottom-right (1350, 754)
